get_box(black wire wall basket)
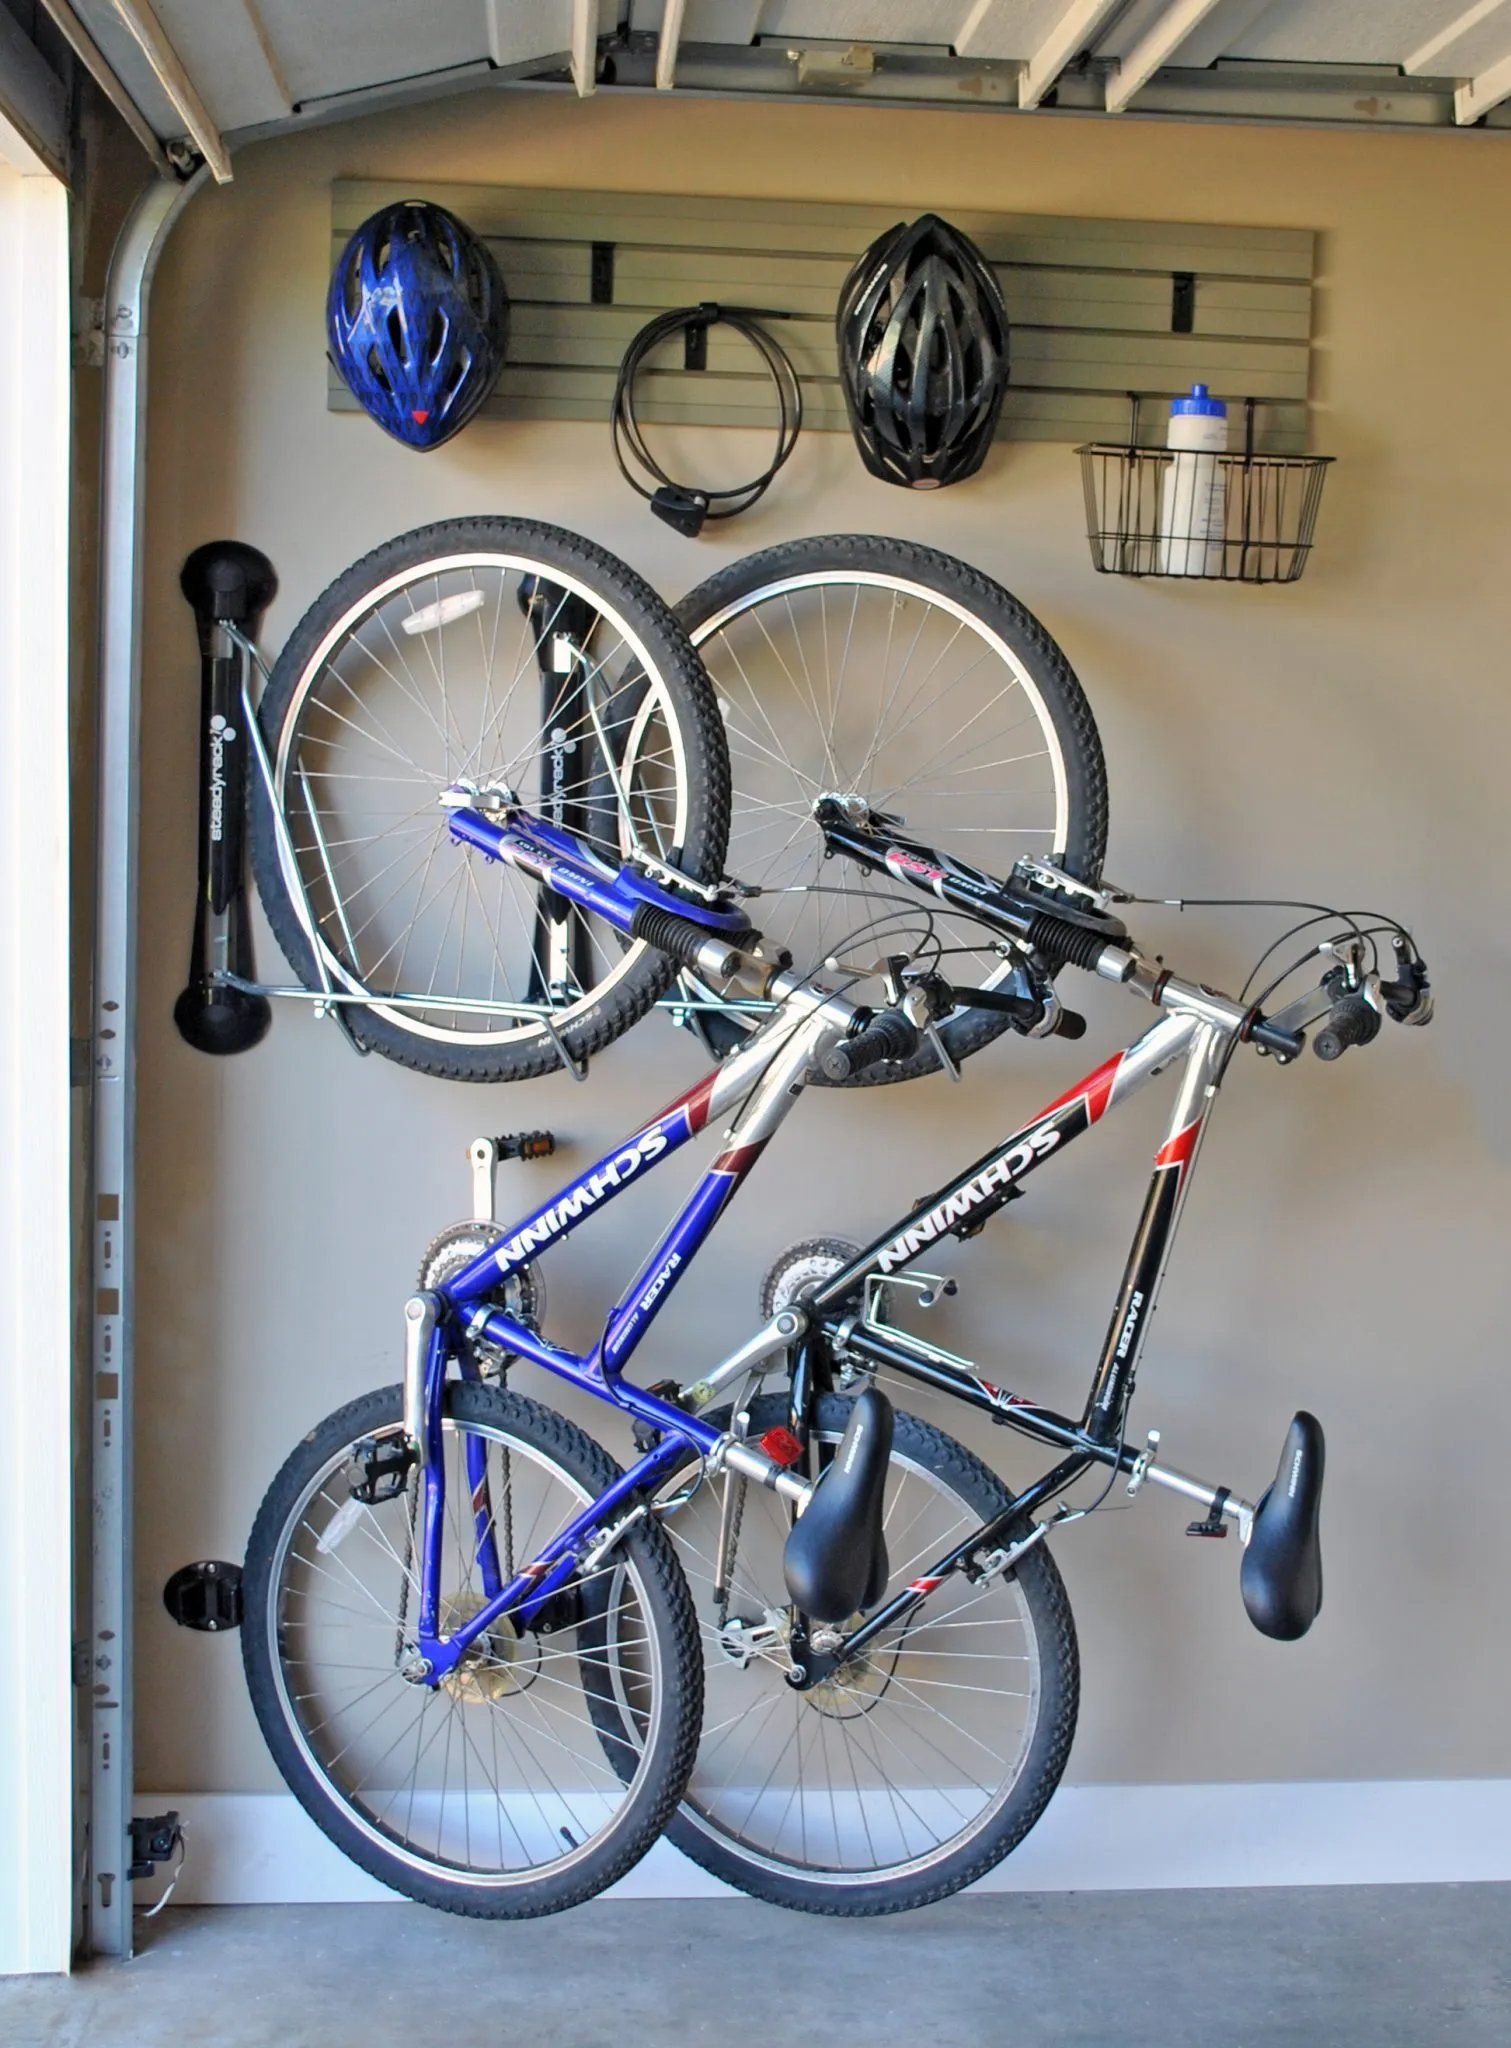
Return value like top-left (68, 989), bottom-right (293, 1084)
top-left (1079, 396), bottom-right (1333, 585)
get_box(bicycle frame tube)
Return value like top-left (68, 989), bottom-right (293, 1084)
top-left (414, 989), bottom-right (851, 1676)
top-left (809, 1008), bottom-right (1200, 1314)
top-left (801, 1013), bottom-right (1233, 1663)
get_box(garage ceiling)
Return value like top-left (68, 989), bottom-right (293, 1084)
top-left (35, 0), bottom-right (1511, 181)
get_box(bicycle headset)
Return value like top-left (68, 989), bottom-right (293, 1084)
top-left (327, 200), bottom-right (509, 451)
top-left (837, 212), bottom-right (1010, 490)
top-left (611, 303), bottom-right (803, 536)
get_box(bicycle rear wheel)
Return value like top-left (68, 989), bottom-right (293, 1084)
top-left (659, 1393), bottom-right (1080, 1914)
top-left (248, 519), bottom-right (729, 1081)
top-left (676, 536), bottom-right (1107, 1081)
top-left (241, 1381), bottom-right (701, 1918)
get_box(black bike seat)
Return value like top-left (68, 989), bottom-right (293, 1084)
top-left (782, 1389), bottom-right (893, 1624)
top-left (1240, 1411), bottom-right (1324, 1642)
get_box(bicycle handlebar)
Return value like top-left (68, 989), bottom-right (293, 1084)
top-left (1246, 1012), bottom-right (1308, 1060)
top-left (452, 796), bottom-right (1430, 1073)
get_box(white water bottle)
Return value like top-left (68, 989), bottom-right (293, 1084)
top-left (1157, 384), bottom-right (1228, 576)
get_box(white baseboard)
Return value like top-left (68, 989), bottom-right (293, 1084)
top-left (146, 1779), bottom-right (1511, 1905)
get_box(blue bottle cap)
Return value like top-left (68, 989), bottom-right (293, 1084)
top-left (1170, 382), bottom-right (1227, 416)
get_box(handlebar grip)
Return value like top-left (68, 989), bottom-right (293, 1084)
top-left (820, 1010), bottom-right (920, 1082)
top-left (1313, 994), bottom-right (1382, 1062)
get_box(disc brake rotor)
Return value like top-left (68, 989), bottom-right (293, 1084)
top-left (807, 1618), bottom-right (898, 1721)
top-left (716, 1606), bottom-right (895, 1719)
top-left (437, 1590), bottom-right (539, 1702)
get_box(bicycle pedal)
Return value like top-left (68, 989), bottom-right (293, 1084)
top-left (347, 1436), bottom-right (414, 1505)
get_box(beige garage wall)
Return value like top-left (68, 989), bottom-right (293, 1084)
top-left (132, 87), bottom-right (1511, 1802)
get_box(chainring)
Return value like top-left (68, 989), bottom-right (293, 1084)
top-left (417, 1221), bottom-right (544, 1377)
top-left (758, 1236), bottom-right (862, 1320)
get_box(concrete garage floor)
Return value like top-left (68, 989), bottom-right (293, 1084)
top-left (6, 1888), bottom-right (1509, 2047)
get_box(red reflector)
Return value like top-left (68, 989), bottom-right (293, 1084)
top-left (411, 409), bottom-right (430, 424)
top-left (759, 1426), bottom-right (804, 1469)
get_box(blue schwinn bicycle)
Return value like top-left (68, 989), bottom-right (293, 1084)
top-left (241, 746), bottom-right (1431, 1917)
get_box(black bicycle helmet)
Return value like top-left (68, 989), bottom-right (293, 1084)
top-left (327, 200), bottom-right (509, 451)
top-left (837, 213), bottom-right (1010, 489)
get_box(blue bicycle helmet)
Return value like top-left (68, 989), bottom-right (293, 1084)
top-left (327, 200), bottom-right (509, 450)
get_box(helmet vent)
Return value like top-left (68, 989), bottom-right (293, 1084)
top-left (438, 352), bottom-right (469, 406)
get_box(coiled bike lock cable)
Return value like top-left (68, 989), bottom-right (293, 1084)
top-left (611, 302), bottom-right (803, 536)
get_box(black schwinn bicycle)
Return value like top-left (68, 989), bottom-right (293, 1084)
top-left (622, 803), bottom-right (1432, 1913)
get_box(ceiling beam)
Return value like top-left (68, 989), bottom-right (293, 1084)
top-left (236, 0), bottom-right (295, 119)
top-left (656, 0), bottom-right (686, 90)
top-left (571, 0), bottom-right (598, 96)
top-left (1456, 49), bottom-right (1511, 121)
top-left (1405, 1), bottom-right (1511, 76)
top-left (35, 0), bottom-right (168, 171)
top-left (110, 0), bottom-right (232, 179)
top-left (1401, 0), bottom-right (1511, 123)
top-left (1104, 0), bottom-right (1226, 114)
top-left (1014, 0), bottom-right (1124, 110)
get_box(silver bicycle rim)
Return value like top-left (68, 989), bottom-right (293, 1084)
top-left (670, 1428), bottom-right (1042, 1887)
top-left (272, 552), bottom-right (692, 1048)
top-left (689, 570), bottom-right (1070, 983)
top-left (265, 1417), bottom-right (665, 1890)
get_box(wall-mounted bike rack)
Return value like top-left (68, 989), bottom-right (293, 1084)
top-left (200, 618), bottom-right (776, 1085)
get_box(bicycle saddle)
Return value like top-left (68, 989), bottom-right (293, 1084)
top-left (1240, 1410), bottom-right (1324, 1641)
top-left (782, 1389), bottom-right (893, 1623)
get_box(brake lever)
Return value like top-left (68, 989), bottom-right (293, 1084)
top-left (1379, 940), bottom-right (1433, 1025)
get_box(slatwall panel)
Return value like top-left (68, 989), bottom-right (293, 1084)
top-left (329, 181), bottom-right (1316, 453)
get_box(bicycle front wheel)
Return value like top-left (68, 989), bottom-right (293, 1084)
top-left (241, 1381), bottom-right (701, 1918)
top-left (677, 537), bottom-right (1107, 1081)
top-left (663, 1392), bottom-right (1079, 1915)
top-left (249, 519), bottom-right (729, 1081)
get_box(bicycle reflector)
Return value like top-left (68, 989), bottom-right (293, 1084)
top-left (759, 1426), bottom-right (806, 1469)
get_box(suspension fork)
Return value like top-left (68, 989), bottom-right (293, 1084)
top-left (402, 1294), bottom-right (509, 1630)
top-left (520, 580), bottom-right (597, 1006)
